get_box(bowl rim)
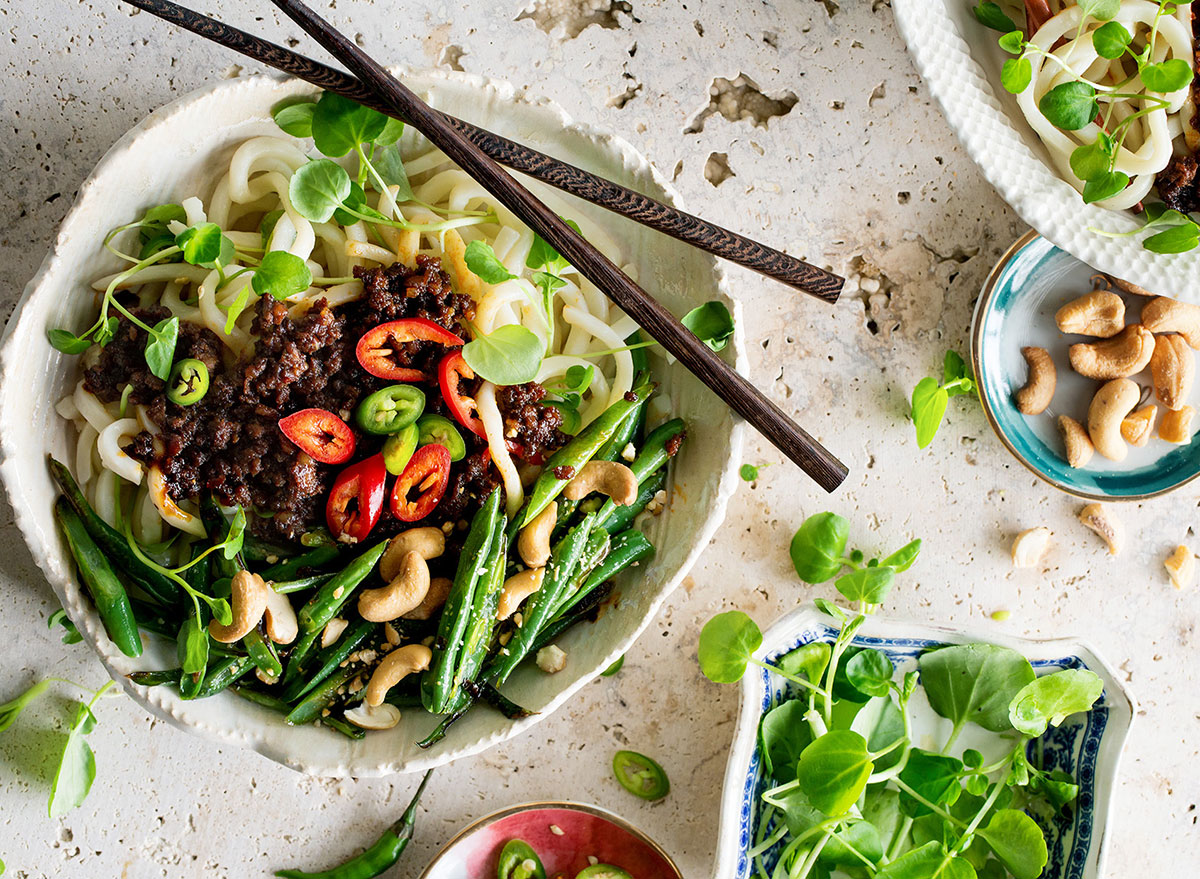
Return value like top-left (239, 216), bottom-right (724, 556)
top-left (712, 604), bottom-right (1138, 879)
top-left (0, 65), bottom-right (745, 777)
top-left (970, 229), bottom-right (1200, 502)
top-left (415, 800), bottom-right (683, 879)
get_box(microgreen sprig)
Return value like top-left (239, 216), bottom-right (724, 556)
top-left (910, 351), bottom-right (977, 449)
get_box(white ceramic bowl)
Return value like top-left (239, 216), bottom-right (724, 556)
top-left (892, 0), bottom-right (1200, 300)
top-left (0, 68), bottom-right (744, 776)
top-left (713, 607), bottom-right (1136, 879)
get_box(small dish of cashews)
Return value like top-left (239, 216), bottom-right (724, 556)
top-left (972, 231), bottom-right (1200, 501)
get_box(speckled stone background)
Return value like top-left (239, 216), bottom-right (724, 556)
top-left (0, 1), bottom-right (1195, 876)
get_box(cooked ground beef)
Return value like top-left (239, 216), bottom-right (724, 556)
top-left (84, 257), bottom-right (494, 542)
top-left (1158, 154), bottom-right (1200, 215)
top-left (496, 382), bottom-right (568, 462)
top-left (665, 429), bottom-right (686, 458)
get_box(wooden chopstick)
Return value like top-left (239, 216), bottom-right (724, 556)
top-left (123, 0), bottom-right (844, 304)
top-left (259, 0), bottom-right (848, 490)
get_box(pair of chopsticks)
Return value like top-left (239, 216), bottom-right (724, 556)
top-left (119, 0), bottom-right (850, 491)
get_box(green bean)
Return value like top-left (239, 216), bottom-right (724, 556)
top-left (49, 457), bottom-right (181, 606)
top-left (517, 381), bottom-right (652, 529)
top-left (532, 581), bottom-right (616, 654)
top-left (243, 535), bottom-right (299, 563)
top-left (232, 685), bottom-right (291, 713)
top-left (271, 573), bottom-right (334, 594)
top-left (194, 656), bottom-right (254, 698)
top-left (286, 666), bottom-right (358, 726)
top-left (281, 616), bottom-right (376, 702)
top-left (128, 669), bottom-right (179, 686)
top-left (444, 515), bottom-right (507, 711)
top-left (261, 545), bottom-right (341, 581)
top-left (555, 530), bottom-right (654, 621)
top-left (296, 542), bottom-right (388, 636)
top-left (243, 628), bottom-right (283, 681)
top-left (599, 468), bottom-right (667, 536)
top-left (129, 597), bottom-right (178, 638)
top-left (490, 514), bottom-right (597, 686)
top-left (320, 715), bottom-right (366, 740)
top-left (422, 489), bottom-right (502, 714)
top-left (53, 497), bottom-right (142, 657)
top-left (594, 418), bottom-right (685, 531)
top-left (550, 529), bottom-right (610, 618)
top-left (464, 680), bottom-right (532, 720)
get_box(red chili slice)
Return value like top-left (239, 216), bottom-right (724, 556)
top-left (357, 318), bottom-right (465, 382)
top-left (278, 408), bottom-right (356, 465)
top-left (326, 454), bottom-right (387, 542)
top-left (389, 444), bottom-right (451, 522)
top-left (437, 350), bottom-right (487, 440)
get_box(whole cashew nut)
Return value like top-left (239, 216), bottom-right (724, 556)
top-left (1014, 347), bottom-right (1056, 415)
top-left (365, 643), bottom-right (432, 707)
top-left (518, 501), bottom-right (557, 568)
top-left (1141, 296), bottom-right (1200, 348)
top-left (380, 527), bottom-right (445, 582)
top-left (1109, 276), bottom-right (1154, 297)
top-left (209, 570), bottom-right (269, 643)
top-left (402, 576), bottom-right (452, 621)
top-left (263, 588), bottom-right (298, 644)
top-left (1150, 333), bottom-right (1195, 410)
top-left (1159, 405), bottom-right (1196, 444)
top-left (496, 567), bottom-right (545, 621)
top-left (562, 460), bottom-right (638, 506)
top-left (1087, 378), bottom-right (1140, 462)
top-left (1120, 404), bottom-right (1157, 448)
top-left (358, 551), bottom-right (431, 622)
top-left (1055, 291), bottom-right (1124, 337)
top-left (1056, 415), bottom-right (1094, 469)
top-left (1068, 325), bottom-right (1155, 379)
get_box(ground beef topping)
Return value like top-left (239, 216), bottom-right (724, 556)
top-left (496, 381), bottom-right (569, 462)
top-left (1157, 154), bottom-right (1200, 215)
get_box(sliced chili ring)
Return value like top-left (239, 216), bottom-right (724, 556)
top-left (356, 318), bottom-right (465, 382)
top-left (437, 350), bottom-right (487, 440)
top-left (278, 408), bottom-right (356, 465)
top-left (389, 444), bottom-right (451, 522)
top-left (326, 454), bottom-right (387, 543)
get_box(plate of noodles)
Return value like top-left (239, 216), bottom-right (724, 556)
top-left (0, 66), bottom-right (745, 776)
top-left (893, 0), bottom-right (1200, 300)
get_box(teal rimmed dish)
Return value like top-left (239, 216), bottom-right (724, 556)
top-left (972, 230), bottom-right (1200, 501)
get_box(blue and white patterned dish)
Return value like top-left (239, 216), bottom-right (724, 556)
top-left (972, 230), bottom-right (1200, 501)
top-left (712, 607), bottom-right (1136, 879)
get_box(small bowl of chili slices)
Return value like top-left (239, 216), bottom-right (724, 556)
top-left (419, 802), bottom-right (681, 879)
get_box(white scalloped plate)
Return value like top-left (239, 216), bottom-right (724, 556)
top-left (0, 68), bottom-right (745, 777)
top-left (893, 0), bottom-right (1200, 301)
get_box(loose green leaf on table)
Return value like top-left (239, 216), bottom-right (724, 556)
top-left (680, 301), bottom-right (734, 352)
top-left (1008, 668), bottom-right (1104, 736)
top-left (49, 702), bottom-right (98, 818)
top-left (789, 512), bottom-right (850, 583)
top-left (835, 566), bottom-right (895, 605)
top-left (0, 680), bottom-right (54, 732)
top-left (49, 608), bottom-right (82, 644)
top-left (697, 611), bottom-right (762, 683)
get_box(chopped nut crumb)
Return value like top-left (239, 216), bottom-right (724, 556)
top-left (621, 442), bottom-right (636, 461)
top-left (549, 824), bottom-right (564, 836)
top-left (333, 586), bottom-right (344, 599)
top-left (536, 644), bottom-right (567, 674)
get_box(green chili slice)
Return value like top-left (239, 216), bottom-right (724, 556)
top-left (383, 422), bottom-right (420, 475)
top-left (612, 749), bottom-right (669, 801)
top-left (355, 384), bottom-right (425, 435)
top-left (497, 840), bottom-right (546, 879)
top-left (166, 358), bottom-right (210, 406)
top-left (416, 413), bottom-right (466, 462)
top-left (575, 867), bottom-right (634, 879)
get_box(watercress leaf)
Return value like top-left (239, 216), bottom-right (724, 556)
top-left (1038, 81), bottom-right (1098, 130)
top-left (965, 772), bottom-right (990, 797)
top-left (210, 597), bottom-right (233, 627)
top-left (977, 809), bottom-right (1048, 879)
top-left (867, 697), bottom-right (907, 772)
top-left (973, 1), bottom-right (1016, 32)
top-left (697, 611), bottom-right (762, 683)
top-left (835, 566), bottom-right (895, 605)
top-left (464, 240), bottom-right (518, 285)
top-left (260, 209), bottom-right (284, 250)
top-left (943, 350), bottom-right (968, 383)
top-left (1082, 170), bottom-right (1130, 204)
top-left (542, 399), bottom-right (581, 435)
top-left (739, 464), bottom-right (759, 482)
top-left (899, 749), bottom-right (964, 817)
top-left (142, 203), bottom-right (187, 227)
top-left (820, 819), bottom-right (884, 868)
top-left (144, 317), bottom-right (179, 381)
top-left (139, 232), bottom-right (180, 261)
top-left (311, 91), bottom-right (387, 157)
top-left (48, 329), bottom-right (92, 355)
top-left (1000, 57), bottom-right (1032, 94)
top-left (289, 159), bottom-right (353, 223)
top-left (1069, 135), bottom-right (1114, 182)
top-left (526, 221), bottom-right (581, 271)
top-left (863, 787), bottom-right (904, 854)
top-left (95, 316), bottom-right (119, 348)
top-left (1077, 0), bottom-right (1120, 19)
top-left (1141, 57), bottom-right (1193, 93)
top-left (272, 101), bottom-right (317, 138)
top-left (252, 251), bottom-right (313, 301)
top-left (796, 730), bottom-right (874, 816)
top-left (176, 223), bottom-right (224, 266)
top-left (462, 324), bottom-right (542, 385)
top-left (1008, 668), bottom-right (1104, 736)
top-left (222, 506), bottom-right (247, 561)
top-left (49, 609), bottom-right (83, 645)
top-left (1144, 221), bottom-right (1200, 254)
top-left (962, 748), bottom-right (984, 769)
top-left (0, 679), bottom-right (53, 732)
top-left (49, 702), bottom-right (98, 818)
top-left (876, 842), bottom-right (977, 879)
top-left (920, 643), bottom-right (1035, 732)
top-left (1091, 20), bottom-right (1132, 59)
top-left (997, 30), bottom-right (1025, 54)
top-left (563, 364), bottom-right (594, 394)
top-left (373, 145), bottom-right (414, 200)
top-left (333, 180), bottom-right (369, 226)
top-left (760, 700), bottom-right (812, 782)
top-left (846, 648), bottom-right (894, 698)
top-left (177, 614), bottom-right (209, 677)
top-left (812, 597), bottom-right (846, 622)
top-left (681, 300), bottom-right (735, 352)
top-left (880, 538), bottom-right (922, 573)
top-left (911, 377), bottom-right (949, 448)
top-left (224, 286), bottom-right (253, 336)
top-left (765, 785), bottom-right (823, 838)
top-left (1035, 769), bottom-right (1080, 809)
top-left (776, 640), bottom-right (831, 683)
top-left (788, 512), bottom-right (850, 583)
top-left (375, 116), bottom-right (405, 146)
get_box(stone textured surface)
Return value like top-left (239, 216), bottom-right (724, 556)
top-left (0, 0), bottom-right (1194, 876)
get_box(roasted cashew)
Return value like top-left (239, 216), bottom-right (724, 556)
top-left (358, 551), bottom-right (431, 622)
top-left (496, 567), bottom-right (545, 621)
top-left (1109, 276), bottom-right (1154, 297)
top-left (1014, 347), bottom-right (1056, 415)
top-left (1150, 333), bottom-right (1195, 410)
top-left (1165, 545), bottom-right (1196, 590)
top-left (518, 501), bottom-right (557, 569)
top-left (344, 702), bottom-right (402, 730)
top-left (209, 570), bottom-right (270, 643)
top-left (1068, 325), bottom-right (1155, 379)
top-left (562, 460), bottom-right (638, 505)
top-left (401, 576), bottom-right (453, 621)
top-left (1120, 404), bottom-right (1157, 448)
top-left (263, 588), bottom-right (298, 644)
top-left (365, 643), bottom-right (432, 707)
top-left (1056, 415), bottom-right (1094, 468)
top-left (380, 527), bottom-right (445, 582)
top-left (1140, 296), bottom-right (1200, 348)
top-left (1078, 504), bottom-right (1123, 555)
top-left (1159, 405), bottom-right (1196, 444)
top-left (1054, 291), bottom-right (1124, 337)
top-left (1011, 527), bottom-right (1052, 568)
top-left (1087, 378), bottom-right (1140, 462)
top-left (321, 617), bottom-right (349, 648)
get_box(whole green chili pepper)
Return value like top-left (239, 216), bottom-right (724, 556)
top-left (54, 497), bottom-right (142, 657)
top-left (599, 468), bottom-right (667, 536)
top-left (593, 418), bottom-right (685, 531)
top-left (296, 542), bottom-right (388, 636)
top-left (285, 666), bottom-right (359, 726)
top-left (274, 769), bottom-right (433, 879)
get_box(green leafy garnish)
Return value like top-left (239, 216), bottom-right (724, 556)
top-left (910, 351), bottom-right (976, 449)
top-left (464, 240), bottom-right (518, 285)
top-left (48, 609), bottom-right (82, 644)
top-left (272, 100), bottom-right (317, 138)
top-left (972, 1), bottom-right (1016, 32)
top-left (681, 300), bottom-right (735, 352)
top-left (1008, 668), bottom-right (1105, 736)
top-left (1038, 82), bottom-right (1099, 131)
top-left (462, 324), bottom-right (543, 385)
top-left (290, 159), bottom-right (353, 223)
top-left (252, 251), bottom-right (314, 301)
top-left (1092, 20), bottom-right (1132, 58)
top-left (311, 91), bottom-right (387, 158)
